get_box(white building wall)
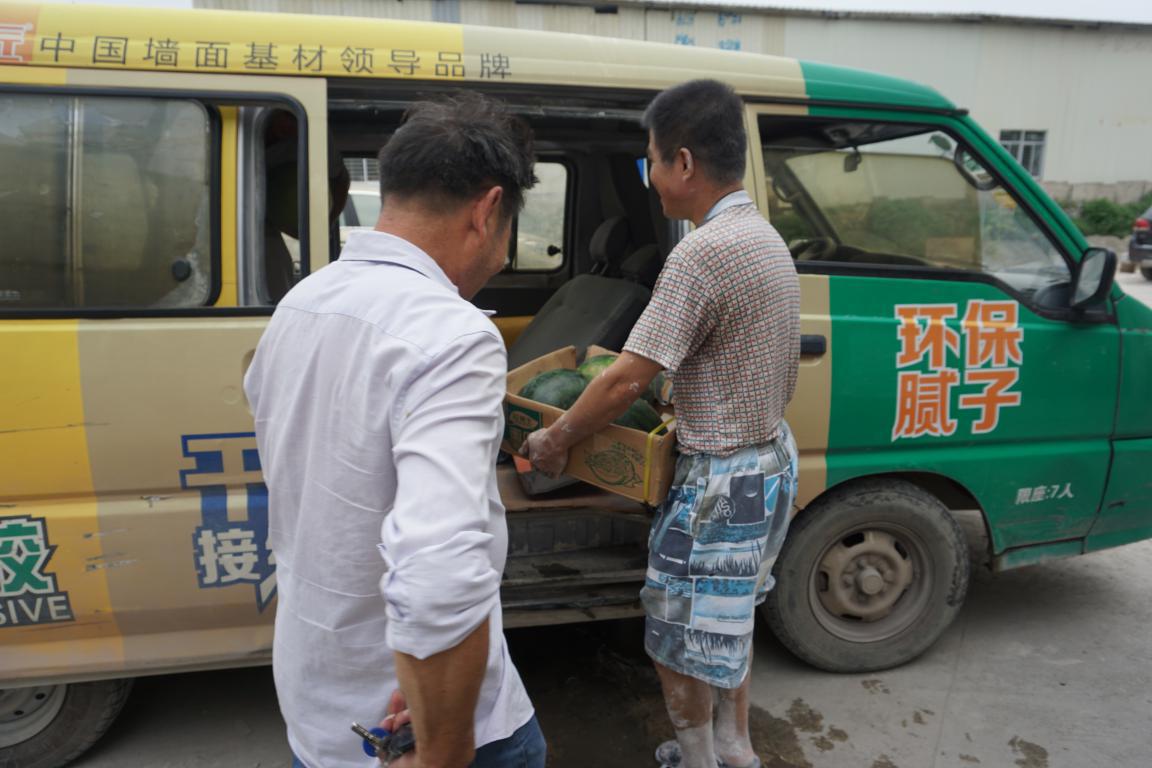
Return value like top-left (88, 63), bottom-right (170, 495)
top-left (781, 18), bottom-right (1152, 186)
top-left (199, 1), bottom-right (1152, 186)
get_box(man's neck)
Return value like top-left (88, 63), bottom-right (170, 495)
top-left (690, 183), bottom-right (747, 227)
top-left (376, 208), bottom-right (465, 288)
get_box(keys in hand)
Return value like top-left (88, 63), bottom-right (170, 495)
top-left (351, 720), bottom-right (415, 764)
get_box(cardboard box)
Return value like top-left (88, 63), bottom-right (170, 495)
top-left (501, 345), bottom-right (677, 506)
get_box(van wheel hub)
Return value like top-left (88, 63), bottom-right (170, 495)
top-left (856, 565), bottom-right (886, 595)
top-left (818, 529), bottom-right (916, 623)
top-left (0, 684), bottom-right (67, 748)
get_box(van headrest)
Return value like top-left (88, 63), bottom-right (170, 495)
top-left (619, 243), bottom-right (663, 288)
top-left (265, 158), bottom-right (299, 239)
top-left (589, 216), bottom-right (631, 267)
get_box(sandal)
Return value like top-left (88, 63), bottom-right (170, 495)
top-left (654, 739), bottom-right (761, 768)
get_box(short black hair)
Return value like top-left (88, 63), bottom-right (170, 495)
top-left (378, 93), bottom-right (536, 219)
top-left (643, 79), bottom-right (746, 185)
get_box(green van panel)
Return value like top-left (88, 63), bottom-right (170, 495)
top-left (799, 60), bottom-right (955, 112)
top-left (823, 275), bottom-right (1118, 554)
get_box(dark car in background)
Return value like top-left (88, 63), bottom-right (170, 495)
top-left (1132, 205), bottom-right (1152, 279)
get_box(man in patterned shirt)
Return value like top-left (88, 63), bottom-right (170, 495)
top-left (523, 80), bottom-right (800, 768)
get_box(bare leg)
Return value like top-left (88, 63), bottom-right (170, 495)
top-left (713, 669), bottom-right (756, 767)
top-left (655, 662), bottom-right (715, 768)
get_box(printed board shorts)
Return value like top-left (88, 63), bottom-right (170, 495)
top-left (640, 421), bottom-right (798, 689)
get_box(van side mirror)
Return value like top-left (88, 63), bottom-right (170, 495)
top-left (1071, 247), bottom-right (1116, 309)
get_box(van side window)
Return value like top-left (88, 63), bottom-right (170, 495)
top-left (334, 155), bottom-right (570, 273)
top-left (261, 110), bottom-right (303, 304)
top-left (0, 94), bottom-right (214, 310)
top-left (243, 107), bottom-right (350, 306)
top-left (339, 158), bottom-right (381, 246)
top-left (759, 117), bottom-right (1071, 301)
top-left (512, 161), bottom-right (568, 272)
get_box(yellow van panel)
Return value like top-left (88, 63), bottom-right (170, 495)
top-left (462, 26), bottom-right (805, 96)
top-left (0, 321), bottom-right (93, 499)
top-left (1, 3), bottom-right (809, 98)
top-left (785, 274), bottom-right (832, 511)
top-left (0, 321), bottom-right (122, 674)
top-left (0, 495), bottom-right (124, 679)
top-left (218, 106), bottom-right (239, 308)
top-left (0, 66), bottom-right (63, 85)
top-left (27, 4), bottom-right (464, 81)
top-left (493, 315), bottom-right (533, 348)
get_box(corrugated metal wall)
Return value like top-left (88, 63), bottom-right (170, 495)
top-left (195, 2), bottom-right (787, 50)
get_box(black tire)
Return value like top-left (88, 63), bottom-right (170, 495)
top-left (0, 679), bottom-right (132, 768)
top-left (762, 479), bottom-right (969, 673)
top-left (1140, 265), bottom-right (1152, 281)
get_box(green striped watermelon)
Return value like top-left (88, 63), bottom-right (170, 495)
top-left (517, 369), bottom-right (587, 410)
top-left (615, 398), bottom-right (663, 432)
top-left (578, 353), bottom-right (619, 383)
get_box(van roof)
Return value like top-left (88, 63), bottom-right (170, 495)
top-left (2, 3), bottom-right (957, 113)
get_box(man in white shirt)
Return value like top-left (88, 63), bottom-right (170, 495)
top-left (244, 94), bottom-right (543, 768)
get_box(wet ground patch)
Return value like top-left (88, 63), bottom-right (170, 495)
top-left (508, 620), bottom-right (821, 768)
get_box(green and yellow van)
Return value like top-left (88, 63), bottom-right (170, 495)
top-left (1, 3), bottom-right (1147, 765)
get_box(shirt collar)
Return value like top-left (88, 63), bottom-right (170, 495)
top-left (338, 230), bottom-right (459, 295)
top-left (701, 189), bottom-right (754, 225)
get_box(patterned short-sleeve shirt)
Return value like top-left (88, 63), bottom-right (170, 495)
top-left (624, 201), bottom-right (800, 456)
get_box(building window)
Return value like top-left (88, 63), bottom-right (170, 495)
top-left (344, 156), bottom-right (379, 183)
top-left (999, 130), bottom-right (1046, 178)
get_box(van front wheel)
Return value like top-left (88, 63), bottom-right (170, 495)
top-left (762, 479), bottom-right (969, 673)
top-left (1140, 265), bottom-right (1152, 281)
top-left (0, 679), bottom-right (132, 768)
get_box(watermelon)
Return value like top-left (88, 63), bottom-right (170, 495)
top-left (578, 353), bottom-right (618, 383)
top-left (614, 398), bottom-right (664, 433)
top-left (580, 353), bottom-right (671, 409)
top-left (518, 369), bottom-right (587, 410)
top-left (647, 371), bottom-right (670, 406)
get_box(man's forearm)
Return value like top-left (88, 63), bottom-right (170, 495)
top-left (393, 618), bottom-right (489, 768)
top-left (549, 372), bottom-right (639, 449)
top-left (549, 353), bottom-right (662, 450)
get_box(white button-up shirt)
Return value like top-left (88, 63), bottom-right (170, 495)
top-left (244, 230), bottom-right (534, 768)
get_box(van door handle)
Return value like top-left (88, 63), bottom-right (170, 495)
top-left (800, 334), bottom-right (827, 356)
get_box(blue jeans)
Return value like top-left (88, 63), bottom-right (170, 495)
top-left (291, 715), bottom-right (545, 767)
top-left (471, 716), bottom-right (546, 768)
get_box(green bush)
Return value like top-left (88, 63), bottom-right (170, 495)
top-left (1076, 199), bottom-right (1131, 237)
top-left (1135, 190), bottom-right (1152, 218)
top-left (1070, 191), bottom-right (1152, 237)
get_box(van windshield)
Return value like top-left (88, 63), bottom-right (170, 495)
top-left (760, 119), bottom-right (1071, 300)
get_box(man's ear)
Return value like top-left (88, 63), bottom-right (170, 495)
top-left (472, 186), bottom-right (505, 235)
top-left (678, 148), bottom-right (695, 180)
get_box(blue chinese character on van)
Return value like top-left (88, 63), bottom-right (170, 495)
top-left (181, 433), bottom-right (276, 611)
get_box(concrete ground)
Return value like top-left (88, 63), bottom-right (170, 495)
top-left (1118, 268), bottom-right (1152, 306)
top-left (71, 537), bottom-right (1152, 768)
top-left (741, 532), bottom-right (1152, 768)
top-left (69, 273), bottom-right (1152, 768)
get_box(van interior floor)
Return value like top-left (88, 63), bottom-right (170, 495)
top-left (497, 463), bottom-right (652, 625)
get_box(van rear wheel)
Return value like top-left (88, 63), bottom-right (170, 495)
top-left (762, 479), bottom-right (969, 672)
top-left (0, 679), bottom-right (132, 768)
top-left (1140, 265), bottom-right (1152, 281)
